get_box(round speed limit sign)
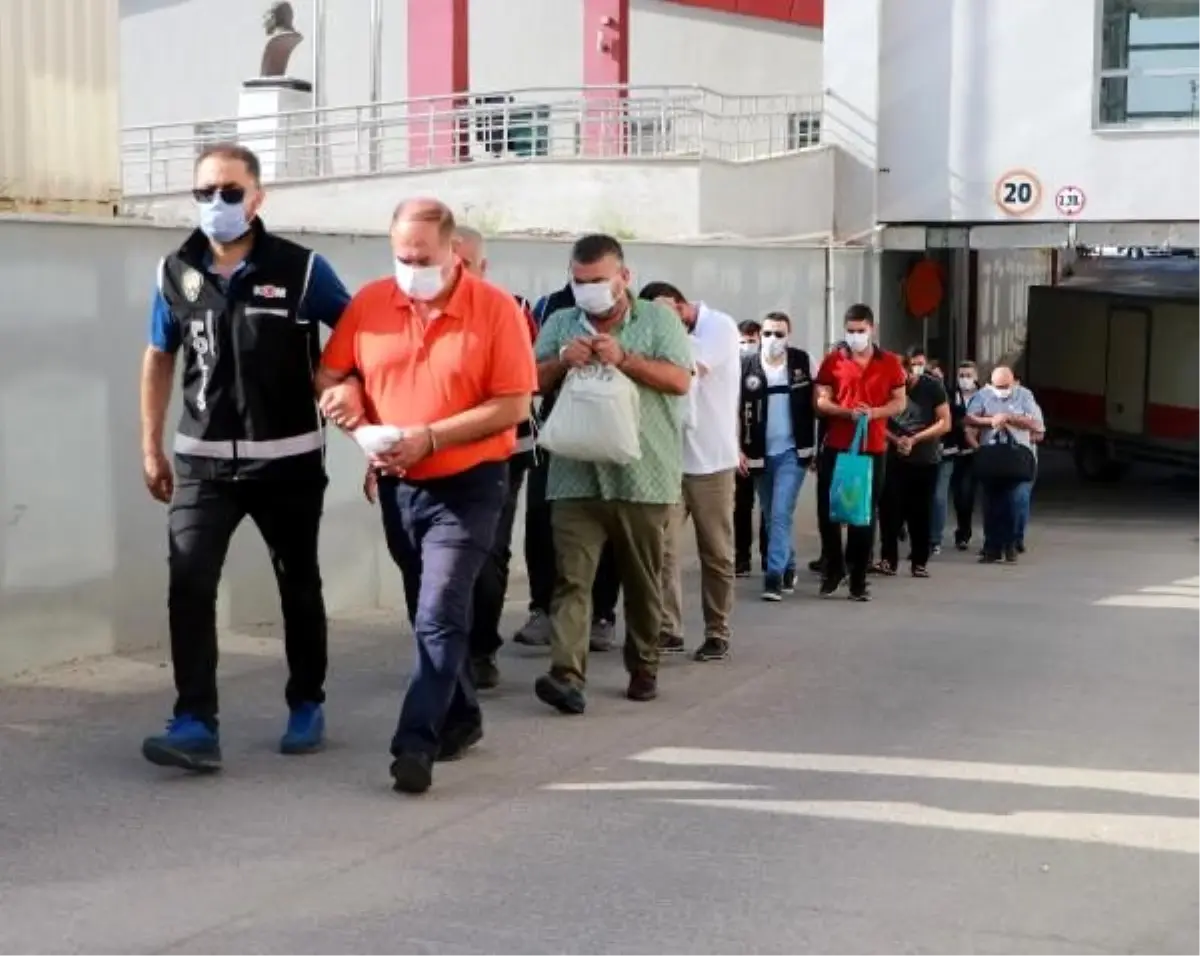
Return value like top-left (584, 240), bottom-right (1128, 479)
top-left (994, 169), bottom-right (1043, 217)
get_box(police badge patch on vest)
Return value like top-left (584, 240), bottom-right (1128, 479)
top-left (746, 374), bottom-right (763, 392)
top-left (182, 268), bottom-right (204, 303)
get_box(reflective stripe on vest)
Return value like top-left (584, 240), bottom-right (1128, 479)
top-left (174, 430), bottom-right (324, 460)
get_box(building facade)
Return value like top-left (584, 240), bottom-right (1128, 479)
top-left (823, 0), bottom-right (1200, 227)
top-left (118, 0), bottom-right (823, 127)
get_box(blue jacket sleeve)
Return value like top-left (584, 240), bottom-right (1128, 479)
top-left (301, 254), bottom-right (352, 329)
top-left (148, 282), bottom-right (181, 353)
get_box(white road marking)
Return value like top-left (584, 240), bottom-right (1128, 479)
top-left (1094, 594), bottom-right (1199, 610)
top-left (655, 799), bottom-right (1199, 855)
top-left (630, 748), bottom-right (1200, 801)
top-left (1093, 576), bottom-right (1200, 611)
top-left (543, 780), bottom-right (767, 792)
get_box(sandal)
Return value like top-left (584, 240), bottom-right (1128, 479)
top-left (911, 565), bottom-right (930, 578)
top-left (870, 560), bottom-right (897, 576)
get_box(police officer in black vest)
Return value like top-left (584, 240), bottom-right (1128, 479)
top-left (737, 312), bottom-right (817, 601)
top-left (139, 143), bottom-right (353, 773)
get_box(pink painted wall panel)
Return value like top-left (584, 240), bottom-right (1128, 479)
top-left (582, 0), bottom-right (630, 156)
top-left (407, 0), bottom-right (469, 165)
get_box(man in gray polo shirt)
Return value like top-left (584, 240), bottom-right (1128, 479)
top-left (965, 365), bottom-right (1044, 563)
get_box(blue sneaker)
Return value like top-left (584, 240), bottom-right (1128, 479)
top-left (280, 702), bottom-right (325, 755)
top-left (142, 715), bottom-right (221, 772)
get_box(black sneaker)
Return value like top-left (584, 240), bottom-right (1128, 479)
top-left (692, 637), bottom-right (730, 662)
top-left (469, 654), bottom-right (499, 690)
top-left (1015, 541), bottom-right (1026, 554)
top-left (1003, 546), bottom-right (1019, 563)
top-left (735, 563), bottom-right (751, 578)
top-left (979, 551), bottom-right (1002, 564)
top-left (848, 583), bottom-right (871, 602)
top-left (807, 557), bottom-right (824, 574)
top-left (534, 672), bottom-right (586, 715)
top-left (658, 633), bottom-right (686, 655)
top-left (955, 538), bottom-right (970, 552)
top-left (436, 723), bottom-right (483, 762)
top-left (819, 575), bottom-right (843, 597)
top-left (762, 574), bottom-right (783, 602)
top-left (782, 569), bottom-right (797, 594)
top-left (390, 752), bottom-right (433, 794)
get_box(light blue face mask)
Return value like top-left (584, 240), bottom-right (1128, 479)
top-left (197, 198), bottom-right (250, 243)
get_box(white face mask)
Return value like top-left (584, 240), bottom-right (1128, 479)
top-left (958, 376), bottom-right (977, 392)
top-left (395, 260), bottom-right (446, 301)
top-left (909, 363), bottom-right (926, 378)
top-left (739, 341), bottom-right (758, 357)
top-left (761, 336), bottom-right (787, 360)
top-left (572, 281), bottom-right (616, 316)
top-left (845, 331), bottom-right (871, 353)
top-left (990, 385), bottom-right (1012, 399)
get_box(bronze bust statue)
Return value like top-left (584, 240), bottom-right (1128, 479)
top-left (260, 2), bottom-right (303, 77)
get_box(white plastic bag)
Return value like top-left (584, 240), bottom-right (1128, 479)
top-left (538, 363), bottom-right (642, 465)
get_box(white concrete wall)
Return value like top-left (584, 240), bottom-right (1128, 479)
top-left (0, 215), bottom-right (864, 677)
top-left (122, 150), bottom-right (839, 241)
top-left (824, 0), bottom-right (1200, 224)
top-left (120, 0), bottom-right (821, 128)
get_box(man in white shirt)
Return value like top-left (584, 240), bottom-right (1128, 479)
top-left (641, 282), bottom-right (741, 663)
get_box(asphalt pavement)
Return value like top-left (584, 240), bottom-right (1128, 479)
top-left (1, 456), bottom-right (1196, 954)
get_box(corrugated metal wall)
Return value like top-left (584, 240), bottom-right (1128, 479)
top-left (0, 0), bottom-right (120, 211)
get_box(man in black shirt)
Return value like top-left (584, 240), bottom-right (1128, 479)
top-left (877, 347), bottom-right (950, 577)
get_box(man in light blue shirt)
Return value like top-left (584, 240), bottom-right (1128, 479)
top-left (966, 366), bottom-right (1044, 562)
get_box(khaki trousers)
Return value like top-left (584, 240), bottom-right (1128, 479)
top-left (549, 499), bottom-right (670, 686)
top-left (660, 468), bottom-right (736, 641)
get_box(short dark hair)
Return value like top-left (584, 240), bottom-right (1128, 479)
top-left (195, 143), bottom-right (261, 183)
top-left (572, 233), bottom-right (624, 265)
top-left (958, 359), bottom-right (977, 371)
top-left (638, 281), bottom-right (686, 303)
top-left (762, 310), bottom-right (791, 329)
top-left (737, 319), bottom-right (762, 335)
top-left (905, 345), bottom-right (927, 361)
top-left (844, 303), bottom-right (875, 325)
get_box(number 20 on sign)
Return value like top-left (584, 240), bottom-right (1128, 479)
top-left (994, 170), bottom-right (1042, 217)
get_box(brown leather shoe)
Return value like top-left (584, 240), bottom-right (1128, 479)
top-left (626, 671), bottom-right (658, 702)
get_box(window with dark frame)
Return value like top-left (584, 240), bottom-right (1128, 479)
top-left (1097, 0), bottom-right (1200, 126)
top-left (786, 111), bottom-right (821, 149)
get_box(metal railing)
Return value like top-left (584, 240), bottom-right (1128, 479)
top-left (120, 86), bottom-right (823, 195)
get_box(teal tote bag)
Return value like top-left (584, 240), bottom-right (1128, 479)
top-left (829, 417), bottom-right (874, 527)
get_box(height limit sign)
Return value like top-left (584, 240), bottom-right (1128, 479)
top-left (1055, 185), bottom-right (1087, 217)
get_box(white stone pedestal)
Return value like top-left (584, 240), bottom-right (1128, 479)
top-left (236, 78), bottom-right (315, 182)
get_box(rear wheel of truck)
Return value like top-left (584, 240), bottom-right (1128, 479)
top-left (1074, 436), bottom-right (1128, 482)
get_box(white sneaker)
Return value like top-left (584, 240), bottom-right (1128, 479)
top-left (589, 619), bottom-right (615, 652)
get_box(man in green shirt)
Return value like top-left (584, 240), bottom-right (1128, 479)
top-left (532, 234), bottom-right (692, 713)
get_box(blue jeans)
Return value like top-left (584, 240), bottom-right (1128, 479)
top-left (378, 461), bottom-right (507, 759)
top-left (929, 458), bottom-right (955, 547)
top-left (1013, 480), bottom-right (1033, 546)
top-left (755, 450), bottom-right (806, 578)
top-left (981, 479), bottom-right (1020, 554)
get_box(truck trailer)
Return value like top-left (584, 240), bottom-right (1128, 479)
top-left (1023, 260), bottom-right (1199, 481)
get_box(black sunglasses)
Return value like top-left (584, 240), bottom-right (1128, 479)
top-left (192, 184), bottom-right (247, 204)
top-left (761, 330), bottom-right (787, 338)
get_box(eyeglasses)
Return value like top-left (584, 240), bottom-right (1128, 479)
top-left (192, 184), bottom-right (247, 204)
top-left (761, 330), bottom-right (787, 339)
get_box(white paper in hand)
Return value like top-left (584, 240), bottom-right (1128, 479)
top-left (353, 425), bottom-right (404, 457)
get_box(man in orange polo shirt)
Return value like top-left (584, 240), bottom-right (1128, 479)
top-left (814, 303), bottom-right (907, 602)
top-left (315, 198), bottom-right (536, 795)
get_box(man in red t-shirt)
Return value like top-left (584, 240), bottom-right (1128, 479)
top-left (814, 303), bottom-right (907, 601)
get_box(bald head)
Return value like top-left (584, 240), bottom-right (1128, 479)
top-left (390, 197), bottom-right (458, 300)
top-left (453, 225), bottom-right (487, 277)
top-left (391, 197), bottom-right (456, 237)
top-left (990, 365), bottom-right (1015, 389)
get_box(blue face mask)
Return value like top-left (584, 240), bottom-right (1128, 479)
top-left (197, 198), bottom-right (250, 243)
